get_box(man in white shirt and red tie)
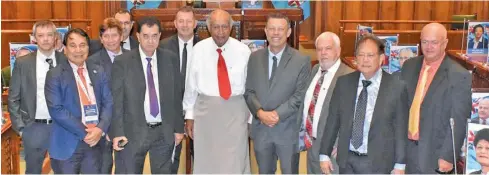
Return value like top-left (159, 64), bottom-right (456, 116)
top-left (183, 9), bottom-right (252, 174)
top-left (44, 28), bottom-right (113, 174)
top-left (296, 32), bottom-right (354, 174)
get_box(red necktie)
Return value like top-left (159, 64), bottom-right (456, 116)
top-left (304, 70), bottom-right (327, 150)
top-left (216, 48), bottom-right (231, 100)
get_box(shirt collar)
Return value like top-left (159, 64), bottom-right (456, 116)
top-left (320, 58), bottom-right (341, 74)
top-left (68, 60), bottom-right (86, 71)
top-left (123, 37), bottom-right (130, 43)
top-left (213, 38), bottom-right (231, 52)
top-left (106, 48), bottom-right (123, 58)
top-left (178, 36), bottom-right (194, 45)
top-left (36, 50), bottom-right (56, 66)
top-left (139, 45), bottom-right (157, 62)
top-left (268, 45), bottom-right (286, 62)
top-left (474, 37), bottom-right (483, 42)
top-left (359, 68), bottom-right (382, 87)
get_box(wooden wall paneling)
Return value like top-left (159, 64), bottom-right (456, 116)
top-left (470, 1), bottom-right (486, 20)
top-left (326, 1), bottom-right (343, 35)
top-left (87, 1), bottom-right (105, 38)
top-left (33, 1), bottom-right (53, 19)
top-left (342, 1), bottom-right (362, 30)
top-left (69, 1), bottom-right (88, 31)
top-left (452, 1), bottom-right (472, 15)
top-left (52, 1), bottom-right (69, 27)
top-left (313, 1), bottom-right (326, 39)
top-left (361, 1), bottom-right (379, 29)
top-left (379, 1), bottom-right (397, 30)
top-left (396, 1), bottom-right (414, 30)
top-left (413, 1), bottom-right (432, 30)
top-left (15, 1), bottom-right (33, 29)
top-left (1, 1), bottom-right (16, 20)
top-left (432, 1), bottom-right (452, 29)
top-left (299, 1), bottom-right (314, 42)
top-left (483, 1), bottom-right (489, 20)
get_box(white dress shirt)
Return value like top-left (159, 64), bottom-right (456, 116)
top-left (473, 37), bottom-right (483, 49)
top-left (268, 46), bottom-right (285, 78)
top-left (35, 50), bottom-right (56, 120)
top-left (139, 46), bottom-right (162, 123)
top-left (106, 48), bottom-right (123, 63)
top-left (178, 36), bottom-right (194, 72)
top-left (183, 37), bottom-right (251, 120)
top-left (68, 61), bottom-right (97, 124)
top-left (122, 37), bottom-right (131, 51)
top-left (302, 59), bottom-right (341, 138)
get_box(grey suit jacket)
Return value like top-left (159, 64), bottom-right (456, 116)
top-left (87, 47), bottom-right (129, 79)
top-left (296, 62), bottom-right (354, 154)
top-left (319, 71), bottom-right (408, 173)
top-left (8, 51), bottom-right (65, 134)
top-left (245, 45), bottom-right (311, 145)
top-left (159, 35), bottom-right (200, 89)
top-left (401, 55), bottom-right (471, 173)
top-left (110, 48), bottom-right (184, 145)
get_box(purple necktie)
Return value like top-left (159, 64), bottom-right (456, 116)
top-left (146, 57), bottom-right (159, 117)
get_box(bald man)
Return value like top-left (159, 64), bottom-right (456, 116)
top-left (472, 99), bottom-right (489, 125)
top-left (401, 23), bottom-right (472, 173)
top-left (296, 32), bottom-right (354, 174)
top-left (183, 9), bottom-right (251, 173)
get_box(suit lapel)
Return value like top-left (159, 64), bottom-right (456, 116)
top-left (133, 50), bottom-right (146, 100)
top-left (61, 61), bottom-right (82, 116)
top-left (269, 46), bottom-right (292, 89)
top-left (157, 49), bottom-right (172, 110)
top-left (130, 36), bottom-right (139, 49)
top-left (408, 57), bottom-right (423, 104)
top-left (26, 53), bottom-right (38, 115)
top-left (345, 72), bottom-right (361, 135)
top-left (423, 56), bottom-right (449, 104)
top-left (369, 71), bottom-right (390, 134)
top-left (262, 50), bottom-right (271, 90)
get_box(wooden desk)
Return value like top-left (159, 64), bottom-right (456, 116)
top-left (447, 50), bottom-right (489, 88)
top-left (1, 115), bottom-right (20, 174)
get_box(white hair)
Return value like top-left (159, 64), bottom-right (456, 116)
top-left (315, 32), bottom-right (340, 48)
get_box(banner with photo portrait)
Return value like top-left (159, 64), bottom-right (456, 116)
top-left (466, 92), bottom-right (489, 174)
top-left (377, 35), bottom-right (399, 73)
top-left (388, 45), bottom-right (418, 74)
top-left (9, 43), bottom-right (38, 73)
top-left (466, 22), bottom-right (489, 63)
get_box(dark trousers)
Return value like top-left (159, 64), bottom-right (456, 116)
top-left (51, 141), bottom-right (102, 174)
top-left (22, 122), bottom-right (52, 174)
top-left (100, 137), bottom-right (113, 174)
top-left (254, 139), bottom-right (296, 174)
top-left (339, 151), bottom-right (376, 174)
top-left (115, 125), bottom-right (173, 174)
top-left (171, 138), bottom-right (195, 173)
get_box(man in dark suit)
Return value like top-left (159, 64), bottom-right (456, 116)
top-left (401, 23), bottom-right (472, 174)
top-left (245, 13), bottom-right (311, 174)
top-left (319, 34), bottom-right (408, 174)
top-left (296, 32), bottom-right (354, 174)
top-left (87, 17), bottom-right (128, 174)
top-left (158, 6), bottom-right (199, 174)
top-left (44, 28), bottom-right (113, 174)
top-left (8, 20), bottom-right (64, 174)
top-left (468, 24), bottom-right (488, 49)
top-left (471, 98), bottom-right (489, 124)
top-left (110, 16), bottom-right (184, 174)
top-left (89, 9), bottom-right (139, 55)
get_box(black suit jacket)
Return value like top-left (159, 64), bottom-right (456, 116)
top-left (89, 36), bottom-right (139, 56)
top-left (110, 48), bottom-right (184, 145)
top-left (87, 48), bottom-right (129, 79)
top-left (319, 71), bottom-right (408, 173)
top-left (401, 55), bottom-right (472, 173)
top-left (8, 51), bottom-right (65, 134)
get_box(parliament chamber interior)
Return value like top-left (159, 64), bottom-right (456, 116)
top-left (1, 0), bottom-right (489, 174)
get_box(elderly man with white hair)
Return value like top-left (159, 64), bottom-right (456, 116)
top-left (183, 9), bottom-right (251, 173)
top-left (296, 31), bottom-right (354, 174)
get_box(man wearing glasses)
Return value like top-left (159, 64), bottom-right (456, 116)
top-left (401, 23), bottom-right (472, 174)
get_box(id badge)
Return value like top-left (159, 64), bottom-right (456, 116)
top-left (84, 104), bottom-right (99, 124)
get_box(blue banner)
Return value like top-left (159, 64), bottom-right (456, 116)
top-left (271, 0), bottom-right (310, 21)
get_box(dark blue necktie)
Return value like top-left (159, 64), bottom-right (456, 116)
top-left (351, 80), bottom-right (372, 149)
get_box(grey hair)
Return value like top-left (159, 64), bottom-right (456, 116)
top-left (315, 32), bottom-right (341, 48)
top-left (206, 11), bottom-right (234, 30)
top-left (32, 20), bottom-right (57, 36)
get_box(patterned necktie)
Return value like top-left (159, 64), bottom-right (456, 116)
top-left (408, 65), bottom-right (431, 140)
top-left (46, 58), bottom-right (54, 69)
top-left (146, 57), bottom-right (159, 117)
top-left (216, 48), bottom-right (231, 100)
top-left (304, 70), bottom-right (327, 150)
top-left (351, 80), bottom-right (371, 149)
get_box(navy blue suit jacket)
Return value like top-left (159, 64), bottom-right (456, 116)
top-left (45, 58), bottom-right (113, 160)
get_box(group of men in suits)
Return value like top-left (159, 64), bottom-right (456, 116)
top-left (8, 5), bottom-right (474, 175)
